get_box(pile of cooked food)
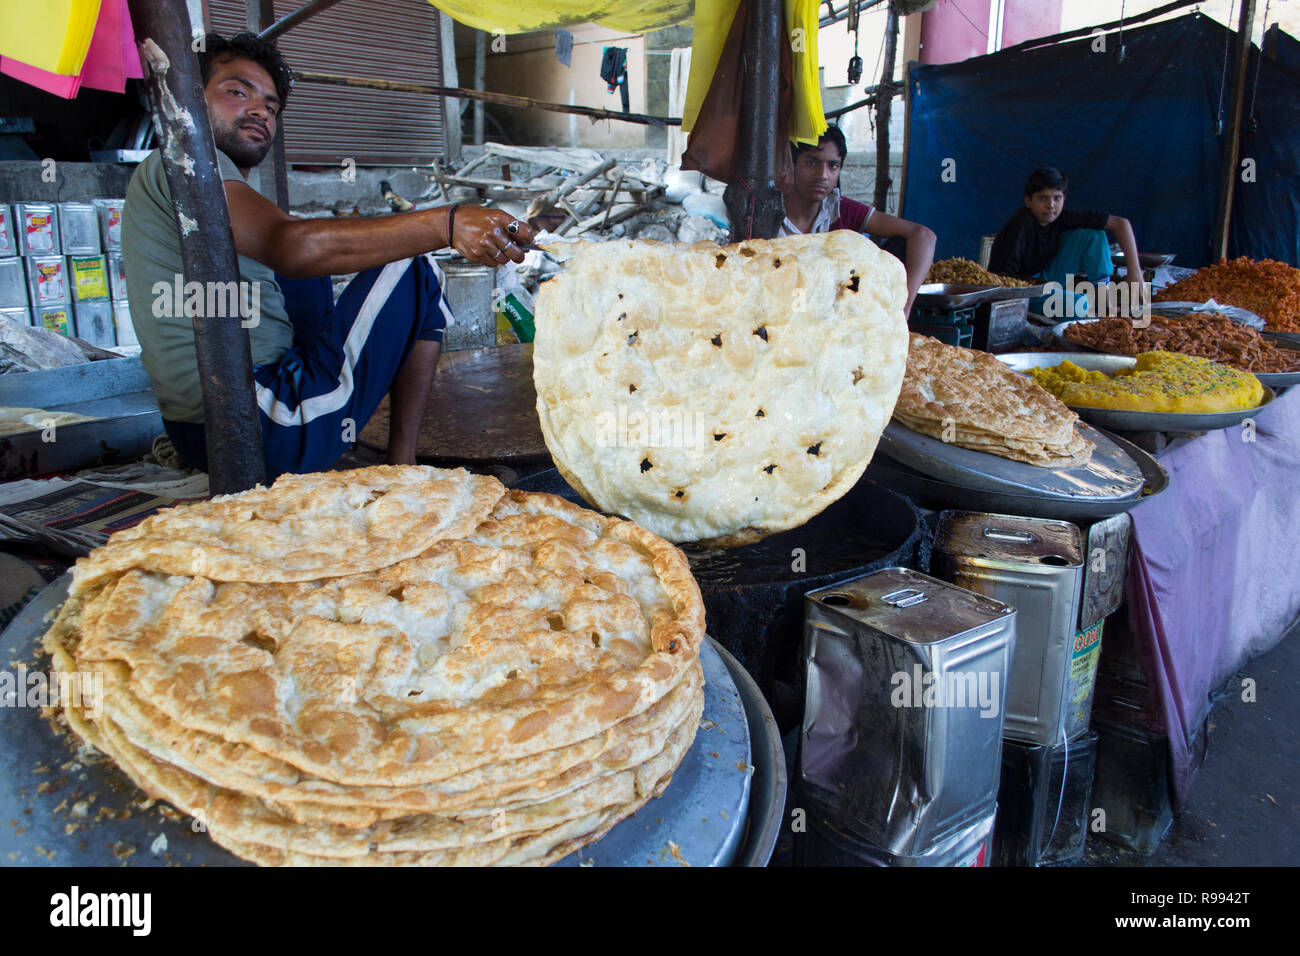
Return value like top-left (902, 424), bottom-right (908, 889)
top-left (1154, 257), bottom-right (1300, 332)
top-left (925, 257), bottom-right (1038, 288)
top-left (894, 333), bottom-right (1094, 468)
top-left (1062, 314), bottom-right (1300, 374)
top-left (1029, 352), bottom-right (1264, 414)
top-left (534, 231), bottom-right (909, 547)
top-left (44, 466), bottom-right (706, 866)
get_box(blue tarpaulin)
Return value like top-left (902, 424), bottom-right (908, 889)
top-left (902, 13), bottom-right (1300, 269)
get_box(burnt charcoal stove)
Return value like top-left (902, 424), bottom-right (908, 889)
top-left (510, 469), bottom-right (924, 730)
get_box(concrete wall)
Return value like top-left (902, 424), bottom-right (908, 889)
top-left (0, 161), bottom-right (134, 202)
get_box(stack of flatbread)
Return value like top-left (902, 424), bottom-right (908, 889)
top-left (533, 231), bottom-right (910, 547)
top-left (895, 334), bottom-right (1095, 468)
top-left (44, 465), bottom-right (705, 866)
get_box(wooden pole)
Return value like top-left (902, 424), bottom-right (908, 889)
top-left (129, 0), bottom-right (266, 493)
top-left (1213, 0), bottom-right (1257, 261)
top-left (724, 0), bottom-right (785, 241)
top-left (874, 3), bottom-right (899, 212)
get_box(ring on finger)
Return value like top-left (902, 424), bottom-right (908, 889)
top-left (506, 220), bottom-right (521, 236)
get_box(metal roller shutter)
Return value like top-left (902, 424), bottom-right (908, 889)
top-left (206, 0), bottom-right (448, 165)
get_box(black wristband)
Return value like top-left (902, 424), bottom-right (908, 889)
top-left (446, 203), bottom-right (462, 249)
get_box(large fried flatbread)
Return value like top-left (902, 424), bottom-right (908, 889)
top-left (70, 466), bottom-right (506, 588)
top-left (59, 490), bottom-right (705, 788)
top-left (896, 334), bottom-right (1094, 467)
top-left (533, 232), bottom-right (909, 546)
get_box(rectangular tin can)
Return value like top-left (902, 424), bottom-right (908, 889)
top-left (0, 306), bottom-right (32, 327)
top-left (107, 253), bottom-right (128, 301)
top-left (113, 300), bottom-right (138, 347)
top-left (993, 731), bottom-right (1098, 867)
top-left (58, 202), bottom-right (102, 255)
top-left (95, 199), bottom-right (125, 252)
top-left (69, 255), bottom-right (110, 301)
top-left (932, 511), bottom-right (1085, 746)
top-left (0, 203), bottom-right (16, 257)
top-left (37, 305), bottom-right (72, 336)
top-left (800, 803), bottom-right (998, 867)
top-left (800, 566), bottom-right (1016, 856)
top-left (14, 202), bottom-right (60, 256)
top-left (74, 299), bottom-right (117, 347)
top-left (0, 257), bottom-right (29, 309)
top-left (26, 256), bottom-right (69, 307)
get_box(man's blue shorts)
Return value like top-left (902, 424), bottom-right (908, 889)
top-left (163, 254), bottom-right (454, 479)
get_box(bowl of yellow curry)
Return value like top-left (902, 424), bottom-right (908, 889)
top-left (997, 351), bottom-right (1273, 432)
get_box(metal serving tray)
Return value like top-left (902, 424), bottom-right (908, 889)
top-left (880, 420), bottom-right (1146, 502)
top-left (980, 282), bottom-right (1048, 302)
top-left (1265, 330), bottom-right (1300, 346)
top-left (914, 283), bottom-right (1000, 308)
top-left (0, 577), bottom-right (764, 868)
top-left (998, 351), bottom-right (1277, 431)
top-left (1147, 300), bottom-right (1266, 329)
top-left (866, 436), bottom-right (1169, 522)
top-left (1054, 319), bottom-right (1300, 389)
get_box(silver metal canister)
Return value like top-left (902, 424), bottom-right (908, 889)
top-left (14, 203), bottom-right (60, 256)
top-left (800, 567), bottom-right (1016, 856)
top-left (107, 253), bottom-right (128, 301)
top-left (74, 300), bottom-right (117, 347)
top-left (0, 257), bottom-right (29, 309)
top-left (58, 202), bottom-right (102, 255)
top-left (94, 199), bottom-right (125, 252)
top-left (26, 256), bottom-right (69, 307)
top-left (0, 203), bottom-right (16, 257)
top-left (0, 306), bottom-right (32, 327)
top-left (800, 803), bottom-right (997, 867)
top-left (932, 511), bottom-right (1085, 745)
top-left (113, 300), bottom-right (138, 347)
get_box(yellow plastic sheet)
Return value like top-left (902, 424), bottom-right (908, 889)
top-left (0, 0), bottom-right (101, 75)
top-left (786, 0), bottom-right (826, 144)
top-left (682, 0), bottom-right (825, 143)
top-left (427, 1), bottom-right (693, 34)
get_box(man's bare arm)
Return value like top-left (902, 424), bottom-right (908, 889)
top-left (864, 210), bottom-right (937, 315)
top-left (223, 179), bottom-right (531, 278)
top-left (1105, 214), bottom-right (1145, 294)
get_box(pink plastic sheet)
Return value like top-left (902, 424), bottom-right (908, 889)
top-left (0, 0), bottom-right (138, 99)
top-left (1124, 385), bottom-right (1300, 806)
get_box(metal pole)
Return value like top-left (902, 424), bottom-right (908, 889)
top-left (128, 0), bottom-right (266, 493)
top-left (724, 0), bottom-right (785, 241)
top-left (248, 0), bottom-right (290, 212)
top-left (474, 30), bottom-right (486, 147)
top-left (874, 3), bottom-right (899, 212)
top-left (1213, 0), bottom-right (1257, 260)
top-left (258, 0), bottom-right (345, 41)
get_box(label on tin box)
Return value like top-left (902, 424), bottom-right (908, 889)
top-left (1066, 621), bottom-right (1104, 730)
top-left (70, 256), bottom-right (109, 300)
top-left (25, 213), bottom-right (57, 253)
top-left (0, 207), bottom-right (14, 256)
top-left (105, 206), bottom-right (122, 246)
top-left (33, 259), bottom-right (67, 303)
top-left (41, 308), bottom-right (70, 335)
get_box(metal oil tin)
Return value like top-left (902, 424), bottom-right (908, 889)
top-left (74, 299), bottom-right (116, 347)
top-left (14, 203), bottom-right (60, 256)
top-left (0, 257), bottom-right (29, 308)
top-left (26, 256), bottom-right (69, 306)
top-left (107, 253), bottom-right (128, 301)
top-left (94, 199), bottom-right (125, 252)
top-left (0, 204), bottom-right (16, 257)
top-left (58, 202), bottom-right (102, 255)
top-left (113, 300), bottom-right (138, 347)
top-left (69, 255), bottom-right (110, 301)
top-left (800, 566), bottom-right (1016, 856)
top-left (0, 306), bottom-right (32, 327)
top-left (932, 511), bottom-right (1085, 746)
top-left (799, 803), bottom-right (997, 867)
top-left (37, 305), bottom-right (72, 336)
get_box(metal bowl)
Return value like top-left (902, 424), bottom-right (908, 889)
top-left (998, 351), bottom-right (1276, 431)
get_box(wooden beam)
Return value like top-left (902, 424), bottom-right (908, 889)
top-left (874, 4), bottom-right (900, 212)
top-left (1213, 0), bottom-right (1258, 260)
top-left (724, 0), bottom-right (785, 241)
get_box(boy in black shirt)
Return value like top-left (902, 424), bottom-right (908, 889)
top-left (988, 168), bottom-right (1145, 316)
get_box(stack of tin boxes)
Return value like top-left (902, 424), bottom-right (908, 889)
top-left (931, 511), bottom-right (1104, 867)
top-left (0, 199), bottom-right (130, 348)
top-left (795, 567), bottom-right (1016, 867)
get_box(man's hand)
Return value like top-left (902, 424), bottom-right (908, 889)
top-left (450, 207), bottom-right (536, 267)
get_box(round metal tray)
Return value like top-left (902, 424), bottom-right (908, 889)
top-left (1052, 319), bottom-right (1300, 388)
top-left (998, 351), bottom-right (1277, 431)
top-left (868, 428), bottom-right (1169, 521)
top-left (880, 420), bottom-right (1145, 503)
top-left (1265, 330), bottom-right (1300, 346)
top-left (0, 577), bottom-right (774, 867)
